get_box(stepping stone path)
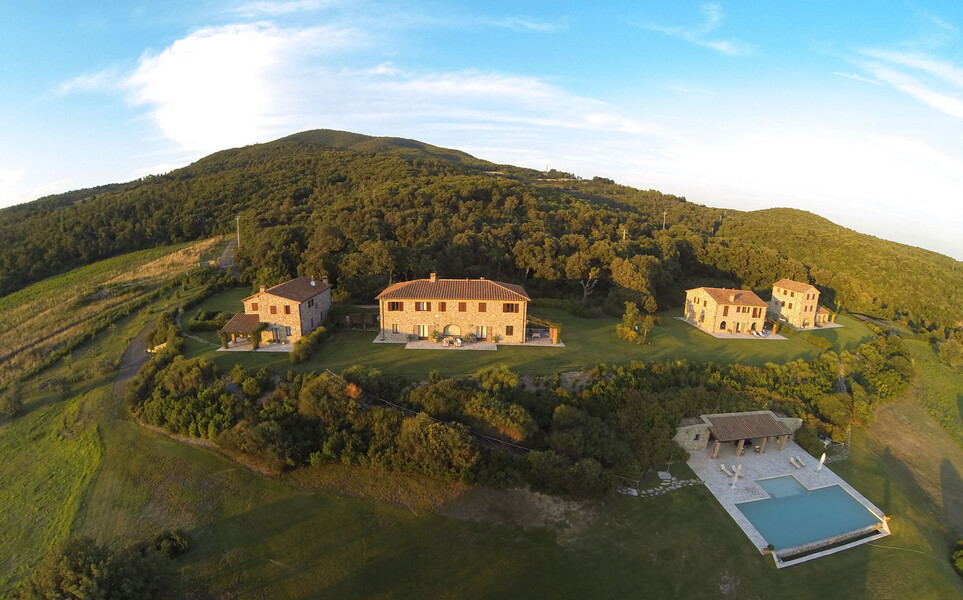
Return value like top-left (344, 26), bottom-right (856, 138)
top-left (618, 474), bottom-right (704, 498)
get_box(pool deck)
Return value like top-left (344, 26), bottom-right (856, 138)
top-left (687, 439), bottom-right (890, 567)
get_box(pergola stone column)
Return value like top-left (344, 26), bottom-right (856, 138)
top-left (759, 436), bottom-right (768, 453)
top-left (735, 439), bottom-right (746, 457)
top-left (778, 434), bottom-right (788, 451)
top-left (711, 440), bottom-right (721, 459)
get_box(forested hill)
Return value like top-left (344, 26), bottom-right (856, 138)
top-left (0, 129), bottom-right (960, 331)
top-left (719, 209), bottom-right (963, 329)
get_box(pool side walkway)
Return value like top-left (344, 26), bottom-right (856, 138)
top-left (687, 440), bottom-right (890, 568)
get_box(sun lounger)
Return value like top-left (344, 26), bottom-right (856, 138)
top-left (794, 456), bottom-right (805, 467)
top-left (721, 463), bottom-right (734, 477)
top-left (790, 457), bottom-right (801, 469)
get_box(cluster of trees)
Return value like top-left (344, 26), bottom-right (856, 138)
top-left (3, 130), bottom-right (957, 335)
top-left (124, 322), bottom-right (912, 497)
top-left (15, 532), bottom-right (187, 599)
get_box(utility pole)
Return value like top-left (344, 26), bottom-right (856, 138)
top-left (236, 214), bottom-right (240, 249)
top-left (662, 210), bottom-right (667, 230)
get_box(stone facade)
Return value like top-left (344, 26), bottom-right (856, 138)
top-left (240, 278), bottom-right (331, 343)
top-left (674, 411), bottom-right (803, 453)
top-left (376, 275), bottom-right (529, 343)
top-left (684, 287), bottom-right (767, 334)
top-left (769, 278), bottom-right (821, 329)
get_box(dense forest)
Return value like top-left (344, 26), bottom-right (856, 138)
top-left (1, 129), bottom-right (960, 332)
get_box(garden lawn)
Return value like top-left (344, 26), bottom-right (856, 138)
top-left (183, 292), bottom-right (875, 378)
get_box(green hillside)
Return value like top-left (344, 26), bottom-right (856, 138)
top-left (1, 129), bottom-right (960, 333)
top-left (718, 208), bottom-right (963, 328)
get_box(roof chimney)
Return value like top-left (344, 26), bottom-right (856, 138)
top-left (429, 272), bottom-right (437, 282)
top-left (260, 285), bottom-right (266, 293)
top-left (729, 292), bottom-right (735, 301)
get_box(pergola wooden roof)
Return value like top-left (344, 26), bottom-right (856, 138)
top-left (707, 413), bottom-right (791, 442)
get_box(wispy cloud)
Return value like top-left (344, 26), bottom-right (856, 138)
top-left (859, 60), bottom-right (963, 119)
top-left (56, 68), bottom-right (123, 95)
top-left (234, 0), bottom-right (330, 18)
top-left (832, 72), bottom-right (879, 85)
top-left (638, 3), bottom-right (752, 56)
top-left (481, 16), bottom-right (568, 33)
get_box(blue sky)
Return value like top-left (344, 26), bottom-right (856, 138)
top-left (2, 1), bottom-right (962, 259)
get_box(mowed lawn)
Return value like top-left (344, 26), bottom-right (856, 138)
top-left (184, 289), bottom-right (875, 378)
top-left (65, 388), bottom-right (963, 600)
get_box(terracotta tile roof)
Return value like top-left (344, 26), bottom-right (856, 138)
top-left (220, 313), bottom-right (262, 333)
top-left (376, 278), bottom-right (530, 301)
top-left (687, 287), bottom-right (768, 307)
top-left (773, 278), bottom-right (817, 294)
top-left (244, 276), bottom-right (331, 303)
top-left (816, 305), bottom-right (831, 315)
top-left (707, 413), bottom-right (791, 442)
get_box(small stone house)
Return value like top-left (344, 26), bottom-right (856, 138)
top-left (376, 273), bottom-right (530, 343)
top-left (221, 276), bottom-right (331, 345)
top-left (684, 287), bottom-right (767, 334)
top-left (769, 278), bottom-right (828, 329)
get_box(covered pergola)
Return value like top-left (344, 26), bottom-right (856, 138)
top-left (707, 412), bottom-right (792, 459)
top-left (220, 313), bottom-right (262, 343)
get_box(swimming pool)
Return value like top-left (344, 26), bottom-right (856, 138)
top-left (736, 476), bottom-right (883, 552)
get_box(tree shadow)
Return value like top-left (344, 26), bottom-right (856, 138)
top-left (940, 459), bottom-right (963, 541)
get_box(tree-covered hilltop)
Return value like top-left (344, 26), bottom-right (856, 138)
top-left (0, 129), bottom-right (960, 331)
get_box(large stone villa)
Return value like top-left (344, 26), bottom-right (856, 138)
top-left (769, 278), bottom-right (831, 329)
top-left (684, 287), bottom-right (768, 335)
top-left (220, 276), bottom-right (331, 345)
top-left (376, 273), bottom-right (530, 343)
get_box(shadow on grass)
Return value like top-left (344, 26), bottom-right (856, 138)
top-left (941, 459), bottom-right (963, 540)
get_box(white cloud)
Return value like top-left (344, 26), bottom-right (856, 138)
top-left (0, 168), bottom-right (24, 195)
top-left (832, 72), bottom-right (878, 85)
top-left (234, 0), bottom-right (330, 17)
top-left (859, 60), bottom-right (963, 119)
top-left (639, 3), bottom-right (752, 56)
top-left (56, 68), bottom-right (123, 95)
top-left (125, 23), bottom-right (363, 151)
top-left (861, 49), bottom-right (963, 88)
top-left (482, 16), bottom-right (568, 33)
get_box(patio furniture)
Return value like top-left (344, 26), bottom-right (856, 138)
top-left (455, 338), bottom-right (462, 347)
top-left (721, 464), bottom-right (734, 477)
top-left (443, 337), bottom-right (450, 347)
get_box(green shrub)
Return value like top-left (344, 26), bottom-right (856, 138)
top-left (806, 334), bottom-right (834, 351)
top-left (153, 529), bottom-right (189, 558)
top-left (290, 325), bottom-right (331, 364)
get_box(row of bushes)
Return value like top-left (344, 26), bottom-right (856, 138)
top-left (290, 326), bottom-right (332, 364)
top-left (187, 310), bottom-right (231, 332)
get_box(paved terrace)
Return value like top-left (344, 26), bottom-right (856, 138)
top-left (687, 439), bottom-right (889, 567)
top-left (673, 317), bottom-right (788, 340)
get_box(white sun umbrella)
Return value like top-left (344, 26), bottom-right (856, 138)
top-left (816, 452), bottom-right (826, 472)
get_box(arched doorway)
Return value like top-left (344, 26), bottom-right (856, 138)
top-left (750, 322), bottom-right (757, 331)
top-left (443, 324), bottom-right (461, 337)
top-left (719, 320), bottom-right (727, 331)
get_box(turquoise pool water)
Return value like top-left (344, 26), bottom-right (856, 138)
top-left (737, 476), bottom-right (882, 551)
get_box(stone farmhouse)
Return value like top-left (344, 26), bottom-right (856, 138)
top-left (376, 274), bottom-right (530, 343)
top-left (221, 276), bottom-right (331, 345)
top-left (769, 278), bottom-right (830, 329)
top-left (684, 287), bottom-right (767, 335)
